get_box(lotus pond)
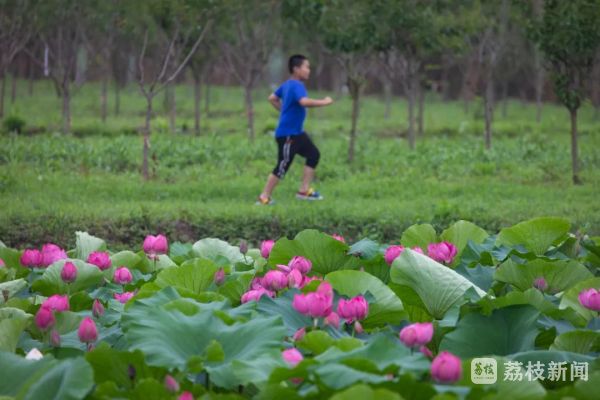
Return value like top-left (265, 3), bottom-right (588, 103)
top-left (0, 217), bottom-right (599, 399)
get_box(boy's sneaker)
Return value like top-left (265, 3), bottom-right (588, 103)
top-left (255, 195), bottom-right (275, 205)
top-left (296, 188), bottom-right (324, 201)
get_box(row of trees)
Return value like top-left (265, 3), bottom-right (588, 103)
top-left (1, 0), bottom-right (599, 183)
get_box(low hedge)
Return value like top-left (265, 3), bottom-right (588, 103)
top-left (0, 212), bottom-right (519, 251)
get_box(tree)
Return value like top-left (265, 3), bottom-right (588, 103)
top-left (529, 0), bottom-right (600, 184)
top-left (188, 34), bottom-right (218, 136)
top-left (221, 0), bottom-right (281, 141)
top-left (26, 0), bottom-right (90, 134)
top-left (127, 0), bottom-right (214, 179)
top-left (0, 0), bottom-right (35, 118)
top-left (374, 0), bottom-right (474, 150)
top-left (285, 0), bottom-right (377, 162)
top-left (86, 0), bottom-right (122, 124)
top-left (478, 0), bottom-right (511, 150)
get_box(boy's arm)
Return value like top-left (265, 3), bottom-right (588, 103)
top-left (268, 93), bottom-right (282, 111)
top-left (299, 96), bottom-right (333, 108)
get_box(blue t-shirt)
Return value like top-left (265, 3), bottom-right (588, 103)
top-left (274, 79), bottom-right (307, 137)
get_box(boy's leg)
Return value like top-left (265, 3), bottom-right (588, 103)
top-left (259, 136), bottom-right (296, 201)
top-left (296, 132), bottom-right (321, 193)
top-left (260, 173), bottom-right (280, 199)
top-left (300, 166), bottom-right (315, 193)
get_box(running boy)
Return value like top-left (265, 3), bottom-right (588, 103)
top-left (256, 54), bottom-right (333, 205)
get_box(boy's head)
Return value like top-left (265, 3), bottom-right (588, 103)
top-left (289, 54), bottom-right (310, 80)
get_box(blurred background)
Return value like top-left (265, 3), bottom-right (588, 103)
top-left (0, 0), bottom-right (599, 248)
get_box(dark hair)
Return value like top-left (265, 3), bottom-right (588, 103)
top-left (288, 54), bottom-right (308, 74)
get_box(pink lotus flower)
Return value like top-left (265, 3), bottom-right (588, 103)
top-left (385, 245), bottom-right (405, 266)
top-left (316, 281), bottom-right (333, 298)
top-left (293, 327), bottom-right (306, 341)
top-left (25, 348), bottom-right (43, 360)
top-left (399, 322), bottom-right (434, 347)
top-left (60, 262), bottom-right (78, 283)
top-left (114, 292), bottom-right (135, 304)
top-left (143, 234), bottom-right (168, 258)
top-left (20, 249), bottom-right (42, 268)
top-left (412, 247), bottom-right (424, 254)
top-left (50, 329), bottom-right (61, 347)
top-left (354, 321), bottom-right (364, 334)
top-left (35, 306), bottom-right (55, 331)
top-left (578, 288), bottom-right (600, 312)
top-left (113, 267), bottom-right (133, 285)
top-left (420, 345), bottom-right (433, 359)
top-left (301, 275), bottom-right (321, 288)
top-left (92, 299), bottom-right (105, 318)
top-left (40, 244), bottom-right (68, 267)
top-left (292, 282), bottom-right (333, 318)
top-left (427, 242), bottom-right (458, 265)
top-left (178, 392), bottom-right (194, 400)
top-left (533, 277), bottom-right (548, 291)
top-left (292, 293), bottom-right (310, 315)
top-left (262, 270), bottom-right (289, 291)
top-left (289, 256), bottom-right (312, 274)
top-left (260, 240), bottom-right (275, 258)
top-left (164, 374), bottom-right (180, 393)
top-left (214, 268), bottom-right (226, 286)
top-left (78, 317), bottom-right (98, 343)
top-left (431, 351), bottom-right (462, 383)
top-left (337, 296), bottom-right (369, 323)
top-left (42, 294), bottom-right (70, 312)
top-left (331, 234), bottom-right (346, 243)
top-left (325, 312), bottom-right (340, 329)
top-left (0, 258), bottom-right (5, 268)
top-left (239, 240), bottom-right (248, 255)
top-left (87, 251), bottom-right (112, 271)
top-left (288, 269), bottom-right (304, 289)
top-left (276, 264), bottom-right (291, 273)
top-left (250, 277), bottom-right (264, 290)
top-left (241, 288), bottom-right (274, 303)
top-left (282, 348), bottom-right (303, 367)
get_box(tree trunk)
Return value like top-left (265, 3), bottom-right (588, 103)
top-left (244, 85), bottom-right (255, 141)
top-left (100, 76), bottom-right (108, 123)
top-left (142, 96), bottom-right (153, 180)
top-left (204, 79), bottom-right (210, 115)
top-left (0, 71), bottom-right (5, 118)
top-left (461, 53), bottom-right (481, 115)
top-left (169, 83), bottom-right (176, 134)
top-left (441, 55), bottom-right (451, 102)
top-left (534, 56), bottom-right (544, 123)
top-left (383, 79), bottom-right (392, 119)
top-left (62, 84), bottom-right (71, 134)
top-left (348, 85), bottom-right (361, 163)
top-left (114, 83), bottom-right (121, 116)
top-left (591, 57), bottom-right (600, 120)
top-left (194, 74), bottom-right (202, 135)
top-left (570, 108), bottom-right (581, 185)
top-left (501, 81), bottom-right (508, 118)
top-left (163, 83), bottom-right (170, 112)
top-left (417, 82), bottom-right (424, 137)
top-left (407, 77), bottom-right (416, 150)
top-left (11, 72), bottom-right (17, 104)
top-left (483, 72), bottom-right (494, 150)
top-left (28, 58), bottom-right (34, 96)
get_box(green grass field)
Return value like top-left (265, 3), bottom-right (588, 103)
top-left (1, 79), bottom-right (599, 248)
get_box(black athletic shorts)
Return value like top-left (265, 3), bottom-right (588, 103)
top-left (273, 132), bottom-right (320, 179)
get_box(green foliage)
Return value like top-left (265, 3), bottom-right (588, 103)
top-left (528, 0), bottom-right (600, 111)
top-left (0, 222), bottom-right (599, 397)
top-left (2, 115), bottom-right (26, 134)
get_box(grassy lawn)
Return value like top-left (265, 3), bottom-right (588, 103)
top-left (1, 80), bottom-right (599, 248)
